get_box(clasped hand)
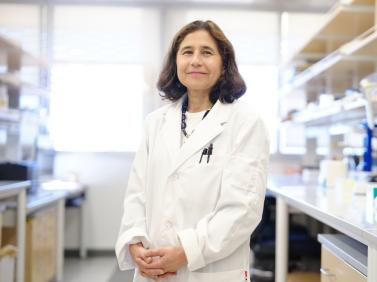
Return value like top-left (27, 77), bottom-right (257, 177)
top-left (129, 243), bottom-right (187, 281)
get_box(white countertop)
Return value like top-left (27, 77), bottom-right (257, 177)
top-left (0, 180), bottom-right (30, 198)
top-left (268, 175), bottom-right (377, 247)
top-left (0, 180), bottom-right (86, 214)
top-left (27, 189), bottom-right (66, 213)
top-left (27, 180), bottom-right (86, 213)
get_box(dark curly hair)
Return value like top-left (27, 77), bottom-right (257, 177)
top-left (157, 20), bottom-right (246, 104)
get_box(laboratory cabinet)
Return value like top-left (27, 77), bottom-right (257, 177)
top-left (0, 182), bottom-right (27, 282)
top-left (321, 247), bottom-right (366, 282)
top-left (2, 206), bottom-right (58, 282)
top-left (26, 207), bottom-right (57, 282)
top-left (318, 233), bottom-right (368, 282)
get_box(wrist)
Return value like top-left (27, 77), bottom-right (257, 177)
top-left (129, 242), bottom-right (143, 255)
top-left (178, 246), bottom-right (188, 266)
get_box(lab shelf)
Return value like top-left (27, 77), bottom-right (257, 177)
top-left (282, 26), bottom-right (377, 95)
top-left (0, 109), bottom-right (21, 122)
top-left (0, 32), bottom-right (50, 161)
top-left (0, 35), bottom-right (49, 68)
top-left (283, 0), bottom-right (375, 69)
top-left (289, 97), bottom-right (371, 126)
top-left (0, 73), bottom-right (49, 97)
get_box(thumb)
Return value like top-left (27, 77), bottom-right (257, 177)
top-left (144, 256), bottom-right (152, 263)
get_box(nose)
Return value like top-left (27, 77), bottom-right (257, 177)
top-left (190, 51), bottom-right (202, 67)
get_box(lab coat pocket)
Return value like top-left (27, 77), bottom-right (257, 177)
top-left (189, 269), bottom-right (248, 282)
top-left (186, 154), bottom-right (227, 169)
top-left (178, 155), bottom-right (226, 215)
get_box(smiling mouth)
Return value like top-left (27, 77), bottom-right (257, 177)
top-left (187, 72), bottom-right (207, 75)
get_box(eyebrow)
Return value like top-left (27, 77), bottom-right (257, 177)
top-left (179, 45), bottom-right (217, 53)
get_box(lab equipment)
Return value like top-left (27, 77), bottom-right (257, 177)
top-left (359, 72), bottom-right (377, 171)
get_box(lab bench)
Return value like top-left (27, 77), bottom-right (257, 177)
top-left (0, 180), bottom-right (87, 282)
top-left (267, 175), bottom-right (377, 282)
top-left (0, 181), bottom-right (28, 282)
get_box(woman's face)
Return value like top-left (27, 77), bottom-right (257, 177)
top-left (176, 30), bottom-right (223, 94)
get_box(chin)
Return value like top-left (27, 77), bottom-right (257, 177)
top-left (184, 83), bottom-right (210, 91)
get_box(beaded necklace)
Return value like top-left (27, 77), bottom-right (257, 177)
top-left (181, 96), bottom-right (211, 138)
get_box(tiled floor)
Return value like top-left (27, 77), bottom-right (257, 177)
top-left (64, 255), bottom-right (134, 282)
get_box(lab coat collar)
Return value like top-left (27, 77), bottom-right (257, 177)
top-left (162, 95), bottom-right (233, 175)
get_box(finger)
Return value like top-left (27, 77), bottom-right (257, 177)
top-left (140, 271), bottom-right (147, 278)
top-left (135, 257), bottom-right (150, 268)
top-left (141, 271), bottom-right (158, 281)
top-left (139, 251), bottom-right (155, 264)
top-left (144, 256), bottom-right (152, 263)
top-left (144, 260), bottom-right (164, 270)
top-left (158, 272), bottom-right (177, 279)
top-left (141, 268), bottom-right (165, 277)
top-left (145, 249), bottom-right (164, 258)
top-left (137, 257), bottom-right (164, 270)
top-left (137, 254), bottom-right (152, 264)
top-left (136, 257), bottom-right (163, 270)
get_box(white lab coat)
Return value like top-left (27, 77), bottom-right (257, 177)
top-left (115, 97), bottom-right (269, 282)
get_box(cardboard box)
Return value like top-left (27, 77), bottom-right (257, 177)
top-left (287, 272), bottom-right (320, 282)
top-left (26, 207), bottom-right (57, 282)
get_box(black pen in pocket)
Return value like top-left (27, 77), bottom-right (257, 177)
top-left (207, 143), bottom-right (213, 163)
top-left (199, 148), bottom-right (208, 163)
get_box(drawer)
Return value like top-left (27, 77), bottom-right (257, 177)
top-left (321, 246), bottom-right (366, 282)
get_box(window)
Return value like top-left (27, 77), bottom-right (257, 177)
top-left (50, 6), bottom-right (160, 152)
top-left (239, 65), bottom-right (278, 152)
top-left (50, 64), bottom-right (144, 152)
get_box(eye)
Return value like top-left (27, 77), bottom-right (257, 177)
top-left (182, 50), bottom-right (193, 55)
top-left (202, 50), bottom-right (213, 56)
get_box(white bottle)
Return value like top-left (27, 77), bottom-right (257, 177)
top-left (0, 85), bottom-right (8, 109)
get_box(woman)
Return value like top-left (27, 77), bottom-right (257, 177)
top-left (115, 20), bottom-right (269, 282)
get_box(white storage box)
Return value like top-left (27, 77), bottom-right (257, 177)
top-left (0, 245), bottom-right (17, 282)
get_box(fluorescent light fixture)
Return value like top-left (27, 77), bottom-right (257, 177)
top-left (190, 0), bottom-right (254, 3)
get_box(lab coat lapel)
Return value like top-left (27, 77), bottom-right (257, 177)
top-left (162, 99), bottom-right (183, 165)
top-left (169, 100), bottom-right (232, 175)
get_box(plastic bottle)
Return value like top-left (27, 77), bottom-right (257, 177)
top-left (0, 85), bottom-right (8, 109)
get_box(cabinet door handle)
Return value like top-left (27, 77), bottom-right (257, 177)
top-left (320, 268), bottom-right (335, 277)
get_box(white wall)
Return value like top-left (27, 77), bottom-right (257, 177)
top-left (55, 152), bottom-right (134, 250)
